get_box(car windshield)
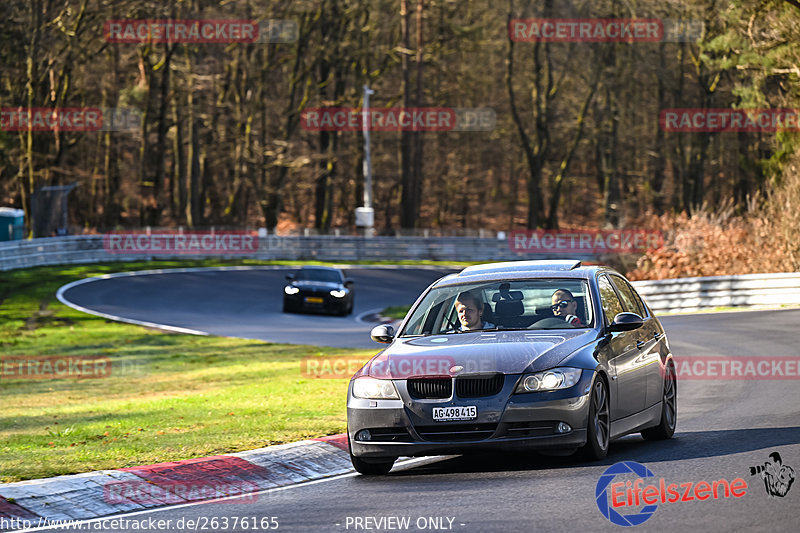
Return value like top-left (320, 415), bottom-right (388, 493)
top-left (295, 269), bottom-right (342, 283)
top-left (400, 279), bottom-right (593, 336)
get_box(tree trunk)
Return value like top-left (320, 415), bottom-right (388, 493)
top-left (411, 0), bottom-right (425, 228)
top-left (649, 42), bottom-right (668, 215)
top-left (505, 0), bottom-right (544, 229)
top-left (399, 0), bottom-right (415, 229)
top-left (546, 66), bottom-right (600, 229)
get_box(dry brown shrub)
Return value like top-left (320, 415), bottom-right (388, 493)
top-left (626, 201), bottom-right (795, 281)
top-left (766, 152), bottom-right (800, 270)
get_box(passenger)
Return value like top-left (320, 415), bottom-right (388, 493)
top-left (551, 289), bottom-right (584, 327)
top-left (454, 291), bottom-right (495, 331)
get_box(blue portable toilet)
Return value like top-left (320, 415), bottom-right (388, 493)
top-left (0, 208), bottom-right (25, 241)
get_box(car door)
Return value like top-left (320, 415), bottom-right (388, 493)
top-left (596, 274), bottom-right (647, 420)
top-left (609, 275), bottom-right (664, 410)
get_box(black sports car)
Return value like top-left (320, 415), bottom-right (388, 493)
top-left (346, 260), bottom-right (676, 474)
top-left (283, 266), bottom-right (354, 315)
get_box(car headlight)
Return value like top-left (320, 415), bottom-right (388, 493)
top-left (284, 286), bottom-right (299, 295)
top-left (330, 289), bottom-right (347, 298)
top-left (352, 377), bottom-right (399, 399)
top-left (515, 368), bottom-right (582, 393)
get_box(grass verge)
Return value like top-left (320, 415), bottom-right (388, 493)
top-left (0, 260), bottom-right (408, 483)
top-left (380, 305), bottom-right (413, 320)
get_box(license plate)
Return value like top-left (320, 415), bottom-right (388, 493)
top-left (432, 406), bottom-right (477, 421)
top-left (305, 297), bottom-right (324, 304)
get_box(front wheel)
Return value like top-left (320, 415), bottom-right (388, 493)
top-left (348, 430), bottom-right (395, 474)
top-left (642, 360), bottom-right (677, 440)
top-left (349, 452), bottom-right (395, 475)
top-left (578, 376), bottom-right (610, 460)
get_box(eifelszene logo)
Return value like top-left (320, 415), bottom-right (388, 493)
top-left (595, 461), bottom-right (748, 527)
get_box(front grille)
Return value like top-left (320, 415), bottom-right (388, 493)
top-left (299, 289), bottom-right (326, 297)
top-left (455, 374), bottom-right (504, 398)
top-left (503, 421), bottom-right (557, 438)
top-left (361, 427), bottom-right (413, 443)
top-left (415, 423), bottom-right (498, 441)
top-left (408, 378), bottom-right (452, 399)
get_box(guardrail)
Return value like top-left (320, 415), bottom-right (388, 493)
top-left (1, 234), bottom-right (579, 271)
top-left (3, 235), bottom-right (798, 315)
top-left (632, 272), bottom-right (800, 314)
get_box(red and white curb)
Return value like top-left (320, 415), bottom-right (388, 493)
top-left (0, 435), bottom-right (349, 527)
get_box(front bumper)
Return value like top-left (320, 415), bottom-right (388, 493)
top-left (347, 372), bottom-right (594, 459)
top-left (284, 293), bottom-right (348, 313)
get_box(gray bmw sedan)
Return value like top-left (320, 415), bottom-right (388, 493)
top-left (346, 260), bottom-right (677, 474)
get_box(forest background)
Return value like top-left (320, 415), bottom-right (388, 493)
top-left (1, 0), bottom-right (799, 279)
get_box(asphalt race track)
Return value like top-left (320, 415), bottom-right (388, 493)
top-left (53, 268), bottom-right (800, 532)
top-left (59, 266), bottom-right (457, 349)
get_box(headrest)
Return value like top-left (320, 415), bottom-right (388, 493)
top-left (494, 300), bottom-right (524, 317)
top-left (491, 291), bottom-right (524, 302)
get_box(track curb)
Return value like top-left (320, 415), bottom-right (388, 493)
top-left (0, 435), bottom-right (350, 529)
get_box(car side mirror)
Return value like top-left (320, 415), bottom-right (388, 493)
top-left (608, 312), bottom-right (644, 332)
top-left (285, 274), bottom-right (294, 281)
top-left (345, 279), bottom-right (354, 287)
top-left (370, 324), bottom-right (395, 344)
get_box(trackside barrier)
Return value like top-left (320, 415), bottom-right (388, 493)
top-left (2, 236), bottom-right (797, 314)
top-left (631, 272), bottom-right (800, 314)
top-left (0, 234), bottom-right (588, 271)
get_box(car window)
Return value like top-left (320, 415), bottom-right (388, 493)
top-left (597, 275), bottom-right (624, 325)
top-left (401, 279), bottom-right (592, 335)
top-left (296, 269), bottom-right (342, 283)
top-left (609, 275), bottom-right (646, 317)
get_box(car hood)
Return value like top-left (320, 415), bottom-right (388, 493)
top-left (290, 280), bottom-right (342, 290)
top-left (361, 329), bottom-right (597, 379)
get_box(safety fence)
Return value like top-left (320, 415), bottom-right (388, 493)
top-left (631, 272), bottom-right (800, 314)
top-left (2, 234), bottom-right (798, 314)
top-left (0, 233), bottom-right (562, 271)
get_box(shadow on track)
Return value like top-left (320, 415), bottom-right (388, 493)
top-left (377, 426), bottom-right (800, 477)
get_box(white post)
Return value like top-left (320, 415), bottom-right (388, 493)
top-left (357, 85), bottom-right (376, 237)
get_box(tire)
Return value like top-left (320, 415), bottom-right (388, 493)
top-left (349, 453), bottom-right (395, 475)
top-left (578, 376), bottom-right (610, 461)
top-left (642, 360), bottom-right (677, 441)
top-left (347, 430), bottom-right (395, 475)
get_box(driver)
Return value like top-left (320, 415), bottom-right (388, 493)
top-left (454, 291), bottom-right (495, 331)
top-left (551, 289), bottom-right (584, 327)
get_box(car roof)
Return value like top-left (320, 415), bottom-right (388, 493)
top-left (299, 266), bottom-right (342, 272)
top-left (435, 260), bottom-right (613, 287)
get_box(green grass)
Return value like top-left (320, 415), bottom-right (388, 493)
top-left (0, 260), bottom-right (410, 482)
top-left (380, 305), bottom-right (412, 320)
